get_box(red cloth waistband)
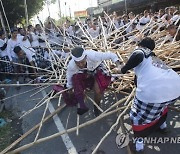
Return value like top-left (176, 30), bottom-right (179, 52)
top-left (132, 107), bottom-right (168, 131)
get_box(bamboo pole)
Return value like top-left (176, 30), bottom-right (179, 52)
top-left (34, 91), bottom-right (54, 142)
top-left (76, 115), bottom-right (80, 136)
top-left (1, 85), bottom-right (46, 101)
top-left (0, 0), bottom-right (11, 34)
top-left (0, 11), bottom-right (7, 37)
top-left (86, 95), bottom-right (103, 113)
top-left (0, 59), bottom-right (54, 73)
top-left (7, 105), bottom-right (128, 154)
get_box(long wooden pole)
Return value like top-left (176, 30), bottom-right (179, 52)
top-left (0, 11), bottom-right (7, 37)
top-left (0, 0), bottom-right (11, 35)
top-left (7, 105), bottom-right (128, 154)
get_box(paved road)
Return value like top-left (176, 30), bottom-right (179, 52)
top-left (4, 84), bottom-right (180, 154)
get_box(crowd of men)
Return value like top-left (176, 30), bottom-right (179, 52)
top-left (0, 25), bottom-right (69, 83)
top-left (70, 6), bottom-right (179, 40)
top-left (0, 6), bottom-right (179, 83)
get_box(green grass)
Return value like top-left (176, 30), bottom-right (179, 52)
top-left (0, 111), bottom-right (12, 151)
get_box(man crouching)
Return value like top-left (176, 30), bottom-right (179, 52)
top-left (62, 47), bottom-right (121, 116)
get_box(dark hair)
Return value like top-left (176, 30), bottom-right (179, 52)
top-left (154, 16), bottom-right (158, 20)
top-left (18, 28), bottom-right (23, 33)
top-left (14, 46), bottom-right (22, 54)
top-left (11, 27), bottom-right (18, 33)
top-left (144, 10), bottom-right (148, 14)
top-left (28, 25), bottom-right (33, 30)
top-left (71, 47), bottom-right (84, 58)
top-left (138, 37), bottom-right (155, 50)
top-left (35, 24), bottom-right (40, 28)
top-left (93, 18), bottom-right (98, 22)
top-left (129, 12), bottom-right (135, 16)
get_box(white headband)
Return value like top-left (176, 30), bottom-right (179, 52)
top-left (71, 52), bottom-right (86, 62)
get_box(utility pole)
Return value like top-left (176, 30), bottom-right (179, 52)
top-left (58, 0), bottom-right (61, 18)
top-left (125, 0), bottom-right (127, 14)
top-left (46, 0), bottom-right (51, 17)
top-left (24, 0), bottom-right (29, 27)
top-left (69, 6), bottom-right (71, 18)
top-left (65, 2), bottom-right (67, 17)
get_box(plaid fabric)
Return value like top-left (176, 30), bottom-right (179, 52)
top-left (34, 47), bottom-right (50, 69)
top-left (130, 97), bottom-right (177, 125)
top-left (0, 56), bottom-right (14, 73)
top-left (32, 55), bottom-right (38, 67)
top-left (34, 47), bottom-right (45, 62)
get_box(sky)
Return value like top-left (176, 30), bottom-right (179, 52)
top-left (31, 0), bottom-right (97, 24)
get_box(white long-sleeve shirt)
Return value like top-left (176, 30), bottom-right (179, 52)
top-left (66, 50), bottom-right (119, 88)
top-left (137, 16), bottom-right (150, 30)
top-left (88, 27), bottom-right (100, 39)
top-left (0, 38), bottom-right (11, 59)
top-left (139, 16), bottom-right (150, 24)
top-left (29, 32), bottom-right (39, 47)
top-left (7, 35), bottom-right (24, 61)
top-left (66, 26), bottom-right (74, 36)
top-left (35, 31), bottom-right (47, 48)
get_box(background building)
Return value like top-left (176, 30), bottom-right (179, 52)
top-left (91, 0), bottom-right (180, 16)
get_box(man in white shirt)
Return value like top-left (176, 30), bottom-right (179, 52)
top-left (170, 10), bottom-right (180, 25)
top-left (35, 24), bottom-right (47, 48)
top-left (119, 37), bottom-right (180, 153)
top-left (55, 47), bottom-right (121, 116)
top-left (166, 24), bottom-right (180, 42)
top-left (66, 24), bottom-right (75, 37)
top-left (7, 28), bottom-right (27, 62)
top-left (137, 10), bottom-right (150, 30)
top-left (6, 28), bottom-right (29, 85)
top-left (87, 23), bottom-right (100, 39)
top-left (0, 30), bottom-right (13, 79)
top-left (18, 27), bottom-right (36, 57)
top-left (28, 25), bottom-right (39, 48)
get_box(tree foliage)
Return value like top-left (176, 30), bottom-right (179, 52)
top-left (0, 0), bottom-right (56, 27)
